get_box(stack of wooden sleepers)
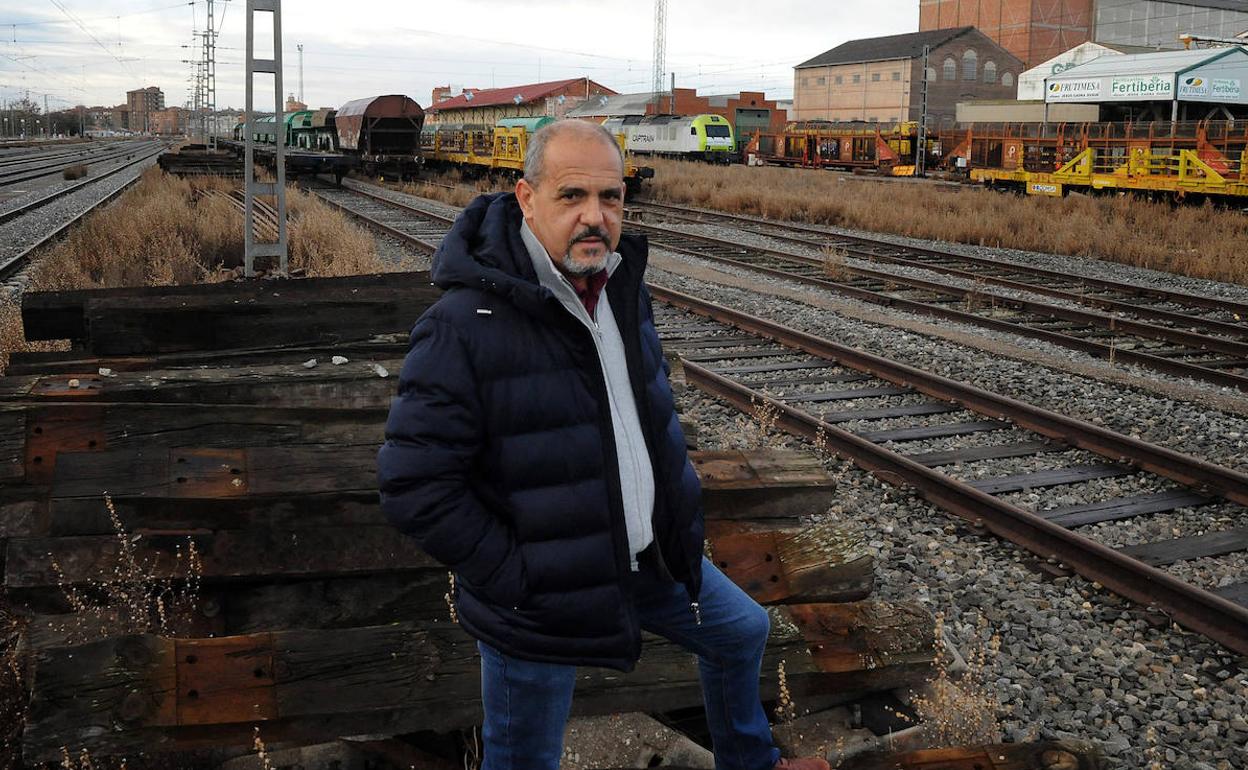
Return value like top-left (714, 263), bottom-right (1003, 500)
top-left (0, 271), bottom-right (1101, 769)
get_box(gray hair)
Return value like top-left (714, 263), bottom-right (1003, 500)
top-left (524, 120), bottom-right (624, 187)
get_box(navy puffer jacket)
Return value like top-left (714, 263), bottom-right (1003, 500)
top-left (377, 192), bottom-right (704, 671)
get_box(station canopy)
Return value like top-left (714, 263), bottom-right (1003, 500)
top-left (1044, 46), bottom-right (1248, 105)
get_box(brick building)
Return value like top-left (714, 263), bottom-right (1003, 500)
top-left (126, 86), bottom-right (164, 133)
top-left (566, 88), bottom-right (788, 149)
top-left (794, 27), bottom-right (1023, 125)
top-left (919, 0), bottom-right (1093, 68)
top-left (427, 78), bottom-right (615, 124)
top-left (150, 107), bottom-right (187, 136)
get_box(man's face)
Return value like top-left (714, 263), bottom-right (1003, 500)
top-left (516, 132), bottom-right (625, 279)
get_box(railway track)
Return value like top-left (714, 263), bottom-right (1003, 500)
top-left (314, 177), bottom-right (1248, 655)
top-left (0, 142), bottom-right (168, 282)
top-left (623, 203), bottom-right (1248, 392)
top-left (628, 199), bottom-right (1248, 325)
top-left (651, 286), bottom-right (1248, 656)
top-left (0, 139), bottom-right (159, 188)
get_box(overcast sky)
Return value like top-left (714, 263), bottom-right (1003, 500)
top-left (1, 0), bottom-right (917, 111)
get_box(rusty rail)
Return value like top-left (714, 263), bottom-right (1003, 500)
top-left (651, 283), bottom-right (1248, 656)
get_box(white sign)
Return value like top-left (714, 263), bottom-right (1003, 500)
top-left (1110, 76), bottom-right (1173, 100)
top-left (1178, 76), bottom-right (1241, 100)
top-left (1046, 79), bottom-right (1101, 102)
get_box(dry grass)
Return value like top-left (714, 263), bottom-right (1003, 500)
top-left (61, 164), bottom-right (88, 181)
top-left (645, 158), bottom-right (1248, 286)
top-left (0, 170), bottom-right (387, 375)
top-left (48, 495), bottom-right (203, 645)
top-left (821, 246), bottom-right (850, 282)
top-left (909, 612), bottom-right (1003, 747)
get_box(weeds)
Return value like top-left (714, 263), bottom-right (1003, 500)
top-left (645, 158), bottom-right (1248, 287)
top-left (963, 278), bottom-right (987, 312)
top-left (47, 494), bottom-right (203, 645)
top-left (774, 659), bottom-right (796, 723)
top-left (821, 246), bottom-right (850, 282)
top-left (909, 612), bottom-right (1003, 747)
top-left (252, 727), bottom-right (275, 770)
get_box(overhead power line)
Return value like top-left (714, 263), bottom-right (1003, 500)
top-left (45, 0), bottom-right (139, 77)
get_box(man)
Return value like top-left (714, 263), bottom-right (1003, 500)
top-left (378, 120), bottom-right (828, 770)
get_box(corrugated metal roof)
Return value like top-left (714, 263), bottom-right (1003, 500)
top-left (1165, 0), bottom-right (1248, 10)
top-left (796, 27), bottom-right (975, 69)
top-left (431, 78), bottom-right (615, 111)
top-left (564, 92), bottom-right (657, 118)
top-left (1048, 46), bottom-right (1248, 80)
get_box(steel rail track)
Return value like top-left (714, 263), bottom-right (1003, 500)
top-left (305, 178), bottom-right (453, 254)
top-left (320, 181), bottom-right (1248, 389)
top-left (649, 284), bottom-right (1248, 655)
top-left (628, 199), bottom-right (1248, 325)
top-left (0, 149), bottom-right (164, 282)
top-left (0, 140), bottom-right (161, 187)
top-left (631, 219), bottom-right (1248, 392)
top-left (0, 143), bottom-right (168, 227)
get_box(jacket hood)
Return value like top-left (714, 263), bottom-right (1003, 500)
top-left (431, 192), bottom-right (542, 306)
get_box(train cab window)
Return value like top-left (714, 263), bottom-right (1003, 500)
top-left (706, 126), bottom-right (731, 137)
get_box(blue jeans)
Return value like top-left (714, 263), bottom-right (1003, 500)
top-left (477, 557), bottom-right (780, 770)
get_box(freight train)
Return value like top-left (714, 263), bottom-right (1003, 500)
top-left (600, 114), bottom-right (735, 163)
top-left (226, 94), bottom-right (424, 180)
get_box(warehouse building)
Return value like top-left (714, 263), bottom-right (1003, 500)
top-left (426, 78), bottom-right (615, 124)
top-left (1093, 1), bottom-right (1248, 49)
top-left (793, 27), bottom-right (1022, 125)
top-left (1044, 45), bottom-right (1248, 120)
top-left (920, 0), bottom-right (1248, 68)
top-left (565, 88), bottom-right (787, 150)
top-left (1016, 40), bottom-right (1159, 100)
top-left (919, 0), bottom-right (1094, 67)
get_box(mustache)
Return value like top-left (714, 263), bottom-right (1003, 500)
top-left (570, 227), bottom-right (609, 245)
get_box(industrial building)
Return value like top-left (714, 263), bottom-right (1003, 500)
top-left (426, 78), bottom-right (615, 124)
top-left (920, 1), bottom-right (1248, 68)
top-left (565, 88), bottom-right (787, 150)
top-left (125, 86), bottom-right (164, 133)
top-left (920, 0), bottom-right (1093, 67)
top-left (1015, 40), bottom-right (1158, 100)
top-left (793, 27), bottom-right (1022, 124)
top-left (1093, 1), bottom-right (1248, 49)
top-left (1044, 44), bottom-right (1248, 120)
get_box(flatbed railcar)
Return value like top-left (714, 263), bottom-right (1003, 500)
top-left (962, 120), bottom-right (1248, 202)
top-left (422, 117), bottom-right (655, 193)
top-left (744, 121), bottom-right (939, 175)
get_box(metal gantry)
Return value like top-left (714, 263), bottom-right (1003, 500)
top-left (244, 0), bottom-right (288, 276)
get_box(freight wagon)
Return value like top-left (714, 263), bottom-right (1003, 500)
top-left (422, 117), bottom-right (654, 192)
top-left (962, 120), bottom-right (1248, 203)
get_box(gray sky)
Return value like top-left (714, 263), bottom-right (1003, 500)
top-left (1, 0), bottom-right (916, 111)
